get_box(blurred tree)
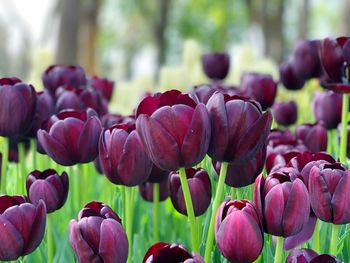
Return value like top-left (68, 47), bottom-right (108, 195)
top-left (298, 0), bottom-right (310, 39)
top-left (343, 0), bottom-right (350, 35)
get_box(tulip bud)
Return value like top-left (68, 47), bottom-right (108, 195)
top-left (241, 72), bottom-right (277, 110)
top-left (295, 122), bottom-right (327, 152)
top-left (273, 101), bottom-right (298, 126)
top-left (312, 91), bottom-right (342, 129)
top-left (285, 248), bottom-right (341, 263)
top-left (189, 84), bottom-right (218, 104)
top-left (309, 163), bottom-right (350, 224)
top-left (0, 195), bottom-right (46, 261)
top-left (37, 108), bottom-right (102, 166)
top-left (142, 242), bottom-right (204, 263)
top-left (139, 179), bottom-right (170, 202)
top-left (254, 172), bottom-right (310, 237)
top-left (279, 62), bottom-right (306, 90)
top-left (0, 78), bottom-right (37, 137)
top-left (207, 92), bottom-right (272, 164)
top-left (26, 169), bottom-right (69, 213)
top-left (136, 90), bottom-right (211, 171)
top-left (169, 168), bottom-right (211, 216)
top-left (69, 201), bottom-right (128, 263)
top-left (99, 122), bottom-right (152, 186)
top-left (201, 52), bottom-right (230, 80)
top-left (88, 76), bottom-right (115, 102)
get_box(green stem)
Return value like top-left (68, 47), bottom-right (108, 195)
top-left (47, 214), bottom-right (54, 263)
top-left (125, 187), bottom-right (133, 263)
top-left (178, 167), bottom-right (199, 252)
top-left (153, 183), bottom-right (159, 242)
top-left (339, 93), bottom-right (349, 163)
top-left (230, 187), bottom-right (235, 200)
top-left (18, 143), bottom-right (26, 194)
top-left (204, 162), bottom-right (228, 262)
top-left (313, 219), bottom-right (320, 253)
top-left (329, 224), bottom-right (340, 256)
top-left (274, 236), bottom-right (284, 263)
top-left (1, 138), bottom-right (9, 194)
top-left (30, 139), bottom-right (37, 171)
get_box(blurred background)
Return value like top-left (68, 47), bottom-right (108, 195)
top-left (0, 0), bottom-right (349, 102)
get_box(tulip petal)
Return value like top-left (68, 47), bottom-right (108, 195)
top-left (332, 171), bottom-right (350, 224)
top-left (29, 180), bottom-right (60, 213)
top-left (78, 116), bottom-right (102, 163)
top-left (0, 216), bottom-right (24, 261)
top-left (319, 38), bottom-right (343, 82)
top-left (264, 185), bottom-right (285, 236)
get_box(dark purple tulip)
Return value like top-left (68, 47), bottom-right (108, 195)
top-left (0, 78), bottom-right (37, 137)
top-left (56, 86), bottom-right (108, 117)
top-left (69, 201), bottom-right (128, 263)
top-left (26, 169), bottom-right (69, 213)
top-left (309, 163), bottom-right (350, 224)
top-left (312, 91), bottom-right (342, 129)
top-left (295, 122), bottom-right (327, 152)
top-left (42, 64), bottom-right (86, 97)
top-left (241, 72), bottom-right (277, 110)
top-left (215, 199), bottom-right (263, 263)
top-left (214, 145), bottom-right (266, 187)
top-left (207, 92), bottom-right (272, 163)
top-left (37, 108), bottom-right (102, 166)
top-left (136, 90), bottom-right (211, 171)
top-left (139, 179), bottom-right (170, 202)
top-left (201, 52), bottom-right (230, 80)
top-left (285, 248), bottom-right (341, 263)
top-left (292, 40), bottom-right (323, 79)
top-left (189, 83), bottom-right (218, 104)
top-left (0, 195), bottom-right (46, 261)
top-left (26, 90), bottom-right (55, 137)
top-left (142, 242), bottom-right (204, 263)
top-left (88, 76), bottom-right (115, 102)
top-left (254, 172), bottom-right (310, 237)
top-left (279, 62), bottom-right (306, 90)
top-left (147, 163), bottom-right (170, 183)
top-left (273, 101), bottom-right (298, 126)
top-left (99, 123), bottom-right (152, 186)
top-left (101, 113), bottom-right (135, 129)
top-left (169, 168), bottom-right (211, 216)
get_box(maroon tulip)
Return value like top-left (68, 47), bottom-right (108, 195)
top-left (26, 90), bottom-right (55, 137)
top-left (169, 168), bottom-right (211, 216)
top-left (26, 169), bottom-right (69, 213)
top-left (285, 248), bottom-right (341, 263)
top-left (99, 123), bottom-right (152, 186)
top-left (88, 76), bottom-right (115, 102)
top-left (292, 40), bottom-right (323, 79)
top-left (139, 179), bottom-right (170, 202)
top-left (189, 84), bottom-right (218, 104)
top-left (201, 52), bottom-right (230, 80)
top-left (273, 101), bottom-right (298, 126)
top-left (69, 201), bottom-right (128, 263)
top-left (241, 72), bottom-right (277, 110)
top-left (214, 145), bottom-right (266, 187)
top-left (0, 78), bottom-right (37, 137)
top-left (136, 90), bottom-right (211, 171)
top-left (254, 172), bottom-right (310, 237)
top-left (312, 91), bottom-right (342, 129)
top-left (309, 163), bottom-right (350, 224)
top-left (207, 92), bottom-right (272, 163)
top-left (0, 195), bottom-right (46, 261)
top-left (101, 113), bottom-right (135, 129)
top-left (295, 122), bottom-right (327, 152)
top-left (37, 108), bottom-right (102, 166)
top-left (142, 242), bottom-right (204, 263)
top-left (215, 199), bottom-right (263, 263)
top-left (42, 64), bottom-right (86, 97)
top-left (279, 62), bottom-right (306, 90)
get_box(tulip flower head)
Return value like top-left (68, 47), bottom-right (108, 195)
top-left (295, 122), bottom-right (328, 153)
top-left (201, 52), bottom-right (230, 81)
top-left (272, 101), bottom-right (298, 126)
top-left (285, 248), bottom-right (342, 263)
top-left (88, 76), bottom-right (115, 102)
top-left (279, 62), bottom-right (306, 90)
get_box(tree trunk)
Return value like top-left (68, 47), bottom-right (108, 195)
top-left (298, 0), bottom-right (310, 39)
top-left (343, 0), bottom-right (350, 35)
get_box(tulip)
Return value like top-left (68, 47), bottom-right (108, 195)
top-left (101, 113), bottom-right (135, 128)
top-left (254, 172), bottom-right (310, 237)
top-left (312, 91), bottom-right (342, 129)
top-left (37, 108), bottom-right (102, 166)
top-left (279, 62), bottom-right (306, 90)
top-left (0, 195), bottom-right (46, 261)
top-left (189, 84), bottom-right (218, 104)
top-left (207, 92), bottom-right (272, 163)
top-left (42, 64), bottom-right (86, 97)
top-left (292, 40), bottom-right (323, 79)
top-left (142, 242), bottom-right (204, 263)
top-left (215, 199), bottom-right (263, 263)
top-left (285, 248), bottom-right (341, 263)
top-left (26, 169), bottom-right (69, 213)
top-left (139, 179), bottom-right (170, 202)
top-left (201, 52), bottom-right (230, 80)
top-left (241, 72), bottom-right (277, 110)
top-left (272, 101), bottom-right (298, 126)
top-left (0, 78), bottom-right (37, 137)
top-left (69, 201), bottom-right (128, 263)
top-left (136, 90), bottom-right (211, 171)
top-left (88, 76), bottom-right (115, 102)
top-left (99, 122), bottom-right (152, 186)
top-left (295, 122), bottom-right (327, 152)
top-left (169, 168), bottom-right (211, 216)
